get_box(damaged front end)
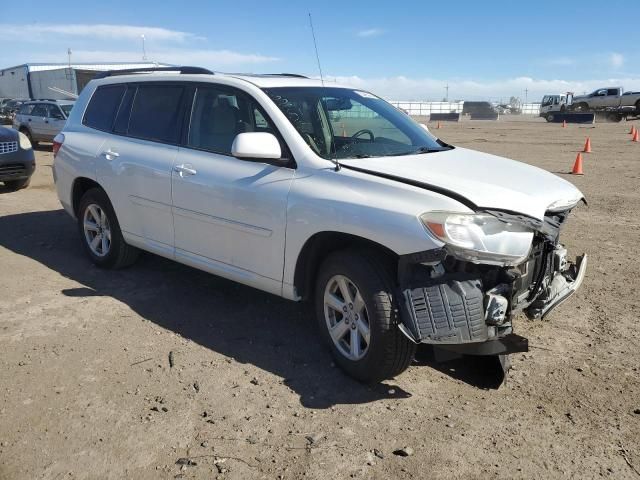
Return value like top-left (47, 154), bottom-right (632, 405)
top-left (396, 206), bottom-right (587, 356)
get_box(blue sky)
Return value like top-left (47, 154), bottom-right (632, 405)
top-left (2, 0), bottom-right (639, 100)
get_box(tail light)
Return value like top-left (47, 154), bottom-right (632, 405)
top-left (52, 133), bottom-right (65, 157)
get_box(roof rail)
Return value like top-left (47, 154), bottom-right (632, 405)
top-left (264, 73), bottom-right (309, 78)
top-left (94, 66), bottom-right (214, 79)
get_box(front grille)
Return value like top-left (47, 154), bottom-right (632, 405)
top-left (0, 163), bottom-right (26, 177)
top-left (0, 141), bottom-right (18, 154)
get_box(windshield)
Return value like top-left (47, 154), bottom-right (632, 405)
top-left (60, 104), bottom-right (74, 117)
top-left (264, 87), bottom-right (449, 160)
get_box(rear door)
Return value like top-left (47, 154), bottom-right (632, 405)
top-left (96, 83), bottom-right (186, 255)
top-left (27, 103), bottom-right (48, 139)
top-left (171, 84), bottom-right (295, 293)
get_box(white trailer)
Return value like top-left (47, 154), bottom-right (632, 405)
top-left (0, 63), bottom-right (170, 100)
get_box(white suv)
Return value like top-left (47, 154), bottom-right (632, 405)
top-left (53, 67), bottom-right (587, 382)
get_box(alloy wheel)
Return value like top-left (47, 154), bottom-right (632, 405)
top-left (323, 274), bottom-right (371, 361)
top-left (83, 203), bottom-right (111, 257)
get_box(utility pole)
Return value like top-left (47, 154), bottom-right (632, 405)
top-left (525, 88), bottom-right (528, 104)
top-left (141, 35), bottom-right (147, 61)
top-left (67, 48), bottom-right (73, 92)
top-left (445, 83), bottom-right (449, 102)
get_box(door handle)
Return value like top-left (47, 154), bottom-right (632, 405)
top-left (102, 149), bottom-right (120, 161)
top-left (173, 164), bottom-right (197, 176)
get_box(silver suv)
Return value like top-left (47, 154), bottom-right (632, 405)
top-left (13, 100), bottom-right (75, 146)
top-left (53, 67), bottom-right (587, 382)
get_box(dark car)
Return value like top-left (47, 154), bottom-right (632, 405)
top-left (462, 101), bottom-right (498, 116)
top-left (0, 99), bottom-right (29, 124)
top-left (0, 126), bottom-right (35, 190)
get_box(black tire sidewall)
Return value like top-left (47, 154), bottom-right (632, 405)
top-left (4, 177), bottom-right (30, 190)
top-left (77, 188), bottom-right (126, 268)
top-left (315, 250), bottom-right (413, 382)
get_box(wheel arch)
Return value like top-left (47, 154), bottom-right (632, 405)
top-left (71, 177), bottom-right (104, 217)
top-left (293, 231), bottom-right (399, 301)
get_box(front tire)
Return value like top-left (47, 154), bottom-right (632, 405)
top-left (77, 188), bottom-right (139, 269)
top-left (315, 249), bottom-right (416, 383)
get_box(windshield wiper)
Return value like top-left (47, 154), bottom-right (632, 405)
top-left (411, 146), bottom-right (439, 154)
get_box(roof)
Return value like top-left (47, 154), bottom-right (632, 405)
top-left (94, 69), bottom-right (352, 90)
top-left (224, 73), bottom-right (350, 89)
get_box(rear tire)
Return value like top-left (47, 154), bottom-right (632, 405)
top-left (77, 188), bottom-right (139, 269)
top-left (315, 249), bottom-right (416, 383)
top-left (546, 114), bottom-right (554, 122)
top-left (4, 177), bottom-right (30, 191)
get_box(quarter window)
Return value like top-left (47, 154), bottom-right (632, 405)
top-left (128, 85), bottom-right (185, 143)
top-left (83, 85), bottom-right (127, 131)
top-left (18, 104), bottom-right (34, 115)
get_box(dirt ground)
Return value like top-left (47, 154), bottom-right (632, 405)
top-left (1, 117), bottom-right (639, 480)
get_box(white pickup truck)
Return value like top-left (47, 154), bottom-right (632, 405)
top-left (571, 87), bottom-right (640, 112)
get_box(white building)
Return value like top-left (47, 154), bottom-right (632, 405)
top-left (0, 62), bottom-right (170, 100)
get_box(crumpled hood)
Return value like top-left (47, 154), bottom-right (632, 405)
top-left (341, 147), bottom-right (584, 221)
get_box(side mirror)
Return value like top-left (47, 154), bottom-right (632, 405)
top-left (232, 132), bottom-right (282, 161)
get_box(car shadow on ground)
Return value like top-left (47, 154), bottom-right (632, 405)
top-left (0, 210), bottom-right (503, 407)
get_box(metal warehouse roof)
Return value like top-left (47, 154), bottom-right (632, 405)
top-left (1, 62), bottom-right (172, 73)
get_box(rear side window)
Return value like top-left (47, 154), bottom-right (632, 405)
top-left (83, 85), bottom-right (126, 131)
top-left (128, 85), bottom-right (184, 143)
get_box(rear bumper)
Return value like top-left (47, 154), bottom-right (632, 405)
top-left (0, 148), bottom-right (36, 181)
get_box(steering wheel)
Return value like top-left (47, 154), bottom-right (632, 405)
top-left (351, 129), bottom-right (375, 142)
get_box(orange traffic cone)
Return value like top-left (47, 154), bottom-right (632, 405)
top-left (583, 137), bottom-right (592, 153)
top-left (633, 130), bottom-right (639, 142)
top-left (629, 125), bottom-right (636, 135)
top-left (436, 121), bottom-right (441, 129)
top-left (562, 120), bottom-right (567, 128)
top-left (571, 153), bottom-right (584, 175)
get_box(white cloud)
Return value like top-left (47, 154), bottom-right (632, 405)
top-left (324, 75), bottom-right (640, 101)
top-left (0, 23), bottom-right (202, 42)
top-left (356, 28), bottom-right (385, 38)
top-left (39, 48), bottom-right (280, 67)
top-left (609, 52), bottom-right (625, 68)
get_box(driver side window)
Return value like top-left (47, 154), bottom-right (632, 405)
top-left (49, 106), bottom-right (65, 120)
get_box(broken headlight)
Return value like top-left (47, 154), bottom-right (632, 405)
top-left (420, 212), bottom-right (534, 266)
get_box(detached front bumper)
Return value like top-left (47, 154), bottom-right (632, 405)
top-left (396, 246), bottom-right (587, 352)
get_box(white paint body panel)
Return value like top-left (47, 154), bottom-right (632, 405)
top-left (341, 147), bottom-right (583, 221)
top-left (54, 72), bottom-right (583, 302)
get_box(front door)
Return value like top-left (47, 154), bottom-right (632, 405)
top-left (171, 84), bottom-right (294, 294)
top-left (45, 105), bottom-right (66, 140)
